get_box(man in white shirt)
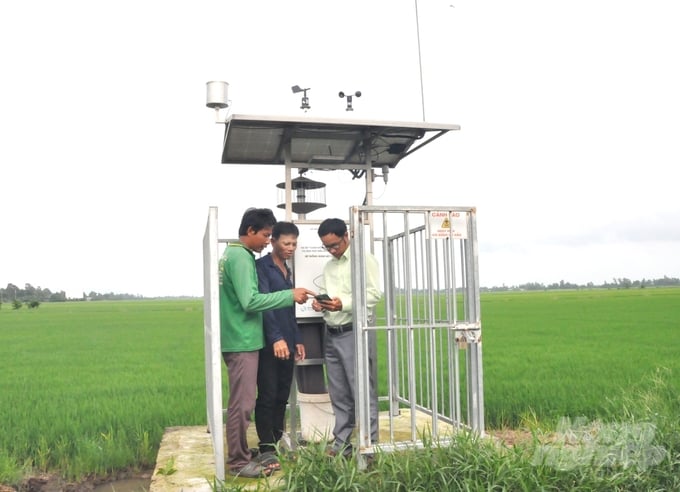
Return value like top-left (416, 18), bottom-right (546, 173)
top-left (311, 218), bottom-right (382, 457)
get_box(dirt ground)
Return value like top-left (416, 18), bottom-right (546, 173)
top-left (488, 428), bottom-right (534, 447)
top-left (1, 468), bottom-right (153, 492)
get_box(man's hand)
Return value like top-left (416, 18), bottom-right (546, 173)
top-left (293, 288), bottom-right (315, 304)
top-left (313, 296), bottom-right (341, 312)
top-left (311, 299), bottom-right (324, 312)
top-left (295, 343), bottom-right (306, 362)
top-left (272, 340), bottom-right (290, 360)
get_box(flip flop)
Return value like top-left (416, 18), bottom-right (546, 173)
top-left (255, 451), bottom-right (281, 472)
top-left (228, 460), bottom-right (272, 478)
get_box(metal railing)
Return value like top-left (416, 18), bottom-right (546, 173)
top-left (351, 206), bottom-right (484, 454)
top-left (202, 206), bottom-right (225, 480)
top-left (202, 205), bottom-right (484, 476)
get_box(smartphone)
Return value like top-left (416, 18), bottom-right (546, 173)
top-left (315, 294), bottom-right (332, 302)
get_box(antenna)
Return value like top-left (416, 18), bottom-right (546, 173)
top-left (414, 0), bottom-right (426, 121)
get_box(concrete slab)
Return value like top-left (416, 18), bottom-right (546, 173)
top-left (150, 426), bottom-right (215, 492)
top-left (150, 409), bottom-right (456, 491)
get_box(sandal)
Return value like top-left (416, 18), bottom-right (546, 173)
top-left (228, 460), bottom-right (272, 478)
top-left (255, 451), bottom-right (281, 472)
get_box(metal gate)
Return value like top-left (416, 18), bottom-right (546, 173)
top-left (202, 206), bottom-right (224, 480)
top-left (350, 205), bottom-right (484, 455)
top-left (203, 204), bottom-right (484, 476)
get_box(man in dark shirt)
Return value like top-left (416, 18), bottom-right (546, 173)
top-left (254, 221), bottom-right (306, 469)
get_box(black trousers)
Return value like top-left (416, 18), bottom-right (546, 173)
top-left (255, 346), bottom-right (295, 453)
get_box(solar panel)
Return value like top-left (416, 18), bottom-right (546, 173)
top-left (221, 114), bottom-right (459, 168)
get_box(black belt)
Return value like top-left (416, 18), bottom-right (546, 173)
top-left (326, 323), bottom-right (353, 335)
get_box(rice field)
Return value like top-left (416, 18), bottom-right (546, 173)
top-left (1, 288), bottom-right (679, 489)
top-left (480, 287), bottom-right (680, 428)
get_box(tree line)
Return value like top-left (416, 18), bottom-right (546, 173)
top-left (482, 275), bottom-right (680, 292)
top-left (0, 283), bottom-right (143, 304)
top-left (2, 276), bottom-right (679, 305)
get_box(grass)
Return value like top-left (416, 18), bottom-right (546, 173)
top-left (223, 368), bottom-right (680, 491)
top-left (0, 300), bottom-right (207, 483)
top-left (481, 288), bottom-right (680, 428)
top-left (1, 288), bottom-right (679, 489)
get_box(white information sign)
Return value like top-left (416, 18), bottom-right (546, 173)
top-left (293, 222), bottom-right (332, 318)
top-left (429, 210), bottom-right (468, 239)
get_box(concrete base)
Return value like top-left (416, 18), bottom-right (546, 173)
top-left (150, 410), bottom-right (456, 491)
top-left (150, 426), bottom-right (216, 492)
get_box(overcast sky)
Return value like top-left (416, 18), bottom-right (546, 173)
top-left (1, 0), bottom-right (679, 298)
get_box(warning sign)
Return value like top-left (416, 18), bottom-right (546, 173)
top-left (429, 211), bottom-right (468, 239)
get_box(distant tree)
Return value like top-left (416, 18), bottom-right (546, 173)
top-left (24, 283), bottom-right (36, 299)
top-left (49, 291), bottom-right (67, 302)
top-left (653, 275), bottom-right (680, 287)
top-left (4, 283), bottom-right (20, 301)
top-left (618, 278), bottom-right (633, 289)
top-left (519, 282), bottom-right (545, 291)
top-left (12, 300), bottom-right (22, 310)
top-left (27, 300), bottom-right (40, 309)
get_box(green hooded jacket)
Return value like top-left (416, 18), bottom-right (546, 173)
top-left (218, 243), bottom-right (293, 352)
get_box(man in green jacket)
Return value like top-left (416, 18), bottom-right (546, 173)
top-left (219, 208), bottom-right (314, 478)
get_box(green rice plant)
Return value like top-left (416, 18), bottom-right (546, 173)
top-left (35, 436), bottom-right (51, 472)
top-left (0, 449), bottom-right (22, 486)
top-left (156, 456), bottom-right (176, 476)
top-left (0, 300), bottom-right (207, 483)
top-left (1, 289), bottom-right (679, 488)
top-left (134, 427), bottom-right (155, 467)
top-left (277, 368), bottom-right (679, 490)
top-left (481, 288), bottom-right (680, 428)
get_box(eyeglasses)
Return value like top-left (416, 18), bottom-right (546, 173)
top-left (322, 238), bottom-right (345, 252)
